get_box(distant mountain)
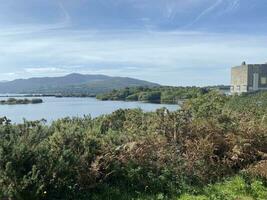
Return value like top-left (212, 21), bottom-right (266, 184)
top-left (0, 73), bottom-right (159, 95)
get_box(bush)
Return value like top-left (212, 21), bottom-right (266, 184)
top-left (138, 91), bottom-right (161, 103)
top-left (126, 94), bottom-right (139, 101)
top-left (0, 92), bottom-right (267, 199)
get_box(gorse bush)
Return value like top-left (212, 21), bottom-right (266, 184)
top-left (0, 91), bottom-right (267, 199)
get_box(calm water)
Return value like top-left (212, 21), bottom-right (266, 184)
top-left (0, 97), bottom-right (178, 123)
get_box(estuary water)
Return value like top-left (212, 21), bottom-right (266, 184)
top-left (0, 96), bottom-right (179, 123)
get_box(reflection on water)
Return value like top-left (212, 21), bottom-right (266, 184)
top-left (0, 97), bottom-right (179, 123)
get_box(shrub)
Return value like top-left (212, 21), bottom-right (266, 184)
top-left (0, 92), bottom-right (267, 199)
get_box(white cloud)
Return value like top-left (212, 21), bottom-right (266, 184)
top-left (185, 0), bottom-right (223, 28)
top-left (24, 67), bottom-right (67, 73)
top-left (2, 72), bottom-right (16, 76)
top-left (0, 28), bottom-right (267, 85)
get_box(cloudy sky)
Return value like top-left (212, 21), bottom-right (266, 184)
top-left (0, 0), bottom-right (267, 86)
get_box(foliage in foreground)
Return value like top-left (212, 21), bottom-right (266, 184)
top-left (179, 176), bottom-right (267, 200)
top-left (0, 91), bottom-right (267, 199)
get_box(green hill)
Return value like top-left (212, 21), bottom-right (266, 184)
top-left (0, 73), bottom-right (159, 95)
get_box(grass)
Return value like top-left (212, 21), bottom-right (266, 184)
top-left (88, 176), bottom-right (267, 200)
top-left (178, 176), bottom-right (267, 200)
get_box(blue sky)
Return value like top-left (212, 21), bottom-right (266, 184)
top-left (0, 0), bottom-right (267, 86)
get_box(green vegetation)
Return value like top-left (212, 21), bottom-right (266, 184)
top-left (225, 91), bottom-right (267, 116)
top-left (96, 86), bottom-right (209, 104)
top-left (0, 91), bottom-right (267, 199)
top-left (0, 98), bottom-right (43, 105)
top-left (179, 176), bottom-right (267, 200)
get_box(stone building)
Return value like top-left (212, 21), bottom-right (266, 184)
top-left (231, 62), bottom-right (267, 94)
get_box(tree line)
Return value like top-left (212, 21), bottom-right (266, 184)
top-left (0, 98), bottom-right (43, 105)
top-left (96, 86), bottom-right (210, 104)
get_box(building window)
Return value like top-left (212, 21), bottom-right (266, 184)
top-left (261, 77), bottom-right (267, 85)
top-left (236, 86), bottom-right (240, 91)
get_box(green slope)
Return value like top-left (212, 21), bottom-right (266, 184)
top-left (0, 73), bottom-right (159, 95)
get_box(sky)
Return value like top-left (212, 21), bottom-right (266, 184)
top-left (0, 0), bottom-right (267, 86)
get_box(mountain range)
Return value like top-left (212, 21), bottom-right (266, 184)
top-left (0, 73), bottom-right (159, 95)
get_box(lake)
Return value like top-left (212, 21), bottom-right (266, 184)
top-left (0, 97), bottom-right (179, 123)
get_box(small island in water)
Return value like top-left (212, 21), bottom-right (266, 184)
top-left (0, 98), bottom-right (43, 105)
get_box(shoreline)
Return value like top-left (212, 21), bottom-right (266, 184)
top-left (0, 93), bottom-right (183, 105)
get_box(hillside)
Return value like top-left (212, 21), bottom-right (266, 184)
top-left (0, 73), bottom-right (159, 95)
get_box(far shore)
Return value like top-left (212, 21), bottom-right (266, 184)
top-left (0, 98), bottom-right (43, 105)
